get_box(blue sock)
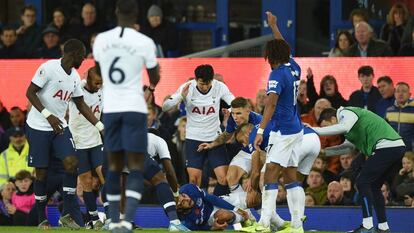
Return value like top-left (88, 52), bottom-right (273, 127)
top-left (34, 179), bottom-right (48, 223)
top-left (156, 182), bottom-right (178, 222)
top-left (124, 170), bottom-right (144, 223)
top-left (213, 183), bottom-right (229, 196)
top-left (83, 191), bottom-right (99, 221)
top-left (106, 171), bottom-right (121, 223)
top-left (62, 172), bottom-right (78, 215)
top-left (100, 185), bottom-right (109, 217)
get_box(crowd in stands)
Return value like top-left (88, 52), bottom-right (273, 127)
top-left (0, 3), bottom-right (178, 59)
top-left (1, 2), bottom-right (414, 58)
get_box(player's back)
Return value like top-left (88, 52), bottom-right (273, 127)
top-left (93, 26), bottom-right (157, 114)
top-left (268, 57), bottom-right (302, 134)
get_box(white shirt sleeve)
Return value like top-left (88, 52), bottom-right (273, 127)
top-left (162, 82), bottom-right (187, 112)
top-left (312, 108), bottom-right (358, 136)
top-left (324, 140), bottom-right (355, 157)
top-left (92, 35), bottom-right (101, 62)
top-left (144, 40), bottom-right (158, 69)
top-left (31, 63), bottom-right (49, 88)
top-left (219, 82), bottom-right (235, 105)
top-left (155, 136), bottom-right (171, 160)
top-left (72, 75), bottom-right (84, 98)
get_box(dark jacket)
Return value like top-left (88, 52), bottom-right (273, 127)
top-left (34, 45), bottom-right (61, 59)
top-left (380, 23), bottom-right (405, 55)
top-left (16, 24), bottom-right (42, 57)
top-left (375, 96), bottom-right (395, 118)
top-left (399, 43), bottom-right (414, 56)
top-left (348, 86), bottom-right (381, 113)
top-left (140, 20), bottom-right (178, 57)
top-left (307, 75), bottom-right (347, 109)
top-left (346, 39), bottom-right (393, 57)
top-left (72, 22), bottom-right (103, 53)
top-left (0, 44), bottom-right (26, 58)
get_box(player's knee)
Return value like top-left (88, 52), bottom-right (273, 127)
top-left (35, 168), bottom-right (47, 181)
top-left (63, 156), bottom-right (79, 173)
top-left (214, 209), bottom-right (234, 223)
top-left (217, 175), bottom-right (228, 186)
top-left (226, 171), bottom-right (238, 185)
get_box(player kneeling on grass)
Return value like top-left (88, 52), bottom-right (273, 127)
top-left (176, 183), bottom-right (256, 231)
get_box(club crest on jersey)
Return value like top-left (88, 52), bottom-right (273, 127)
top-left (53, 90), bottom-right (73, 101)
top-left (192, 106), bottom-right (215, 115)
top-left (268, 80), bottom-right (278, 89)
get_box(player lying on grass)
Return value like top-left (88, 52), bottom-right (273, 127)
top-left (176, 183), bottom-right (259, 231)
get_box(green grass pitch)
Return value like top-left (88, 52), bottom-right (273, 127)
top-left (0, 226), bottom-right (339, 233)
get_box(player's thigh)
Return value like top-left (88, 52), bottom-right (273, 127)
top-left (103, 113), bottom-right (123, 152)
top-left (122, 112), bottom-right (147, 154)
top-left (229, 150), bottom-right (252, 174)
top-left (90, 145), bottom-right (104, 171)
top-left (25, 125), bottom-right (53, 168)
top-left (207, 144), bottom-right (229, 170)
top-left (185, 139), bottom-right (207, 170)
top-left (143, 157), bottom-right (162, 181)
top-left (52, 127), bottom-right (77, 163)
top-left (298, 133), bottom-right (320, 175)
top-left (267, 130), bottom-right (303, 168)
top-left (76, 148), bottom-right (92, 174)
top-left (356, 146), bottom-right (405, 185)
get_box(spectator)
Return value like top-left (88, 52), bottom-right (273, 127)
top-left (376, 76), bottom-right (395, 118)
top-left (0, 107), bottom-right (26, 152)
top-left (9, 170), bottom-right (36, 226)
top-left (392, 152), bottom-right (414, 193)
top-left (0, 26), bottom-right (25, 58)
top-left (339, 151), bottom-right (355, 174)
top-left (297, 80), bottom-right (313, 114)
top-left (15, 5), bottom-right (41, 57)
top-left (74, 3), bottom-right (102, 53)
top-left (0, 127), bottom-right (32, 185)
top-left (326, 181), bottom-right (353, 206)
top-left (311, 155), bottom-right (337, 185)
top-left (346, 22), bottom-right (393, 57)
top-left (34, 26), bottom-right (61, 59)
top-left (328, 30), bottom-right (355, 57)
top-left (306, 168), bottom-right (328, 205)
top-left (158, 95), bottom-right (180, 138)
top-left (348, 65), bottom-right (382, 112)
top-left (339, 171), bottom-right (357, 205)
top-left (0, 182), bottom-right (14, 225)
top-left (399, 28), bottom-right (414, 56)
top-left (305, 192), bottom-right (316, 207)
top-left (395, 168), bottom-right (414, 204)
top-left (302, 99), bottom-right (343, 174)
top-left (401, 16), bottom-right (414, 45)
top-left (49, 8), bottom-right (75, 43)
top-left (381, 182), bottom-right (396, 206)
top-left (254, 89), bottom-right (267, 115)
top-left (0, 100), bottom-right (11, 131)
top-left (385, 82), bottom-right (414, 151)
top-left (140, 5), bottom-right (179, 57)
top-left (349, 8), bottom-right (369, 28)
top-left (306, 68), bottom-right (348, 109)
top-left (171, 117), bottom-right (187, 184)
top-left (86, 33), bottom-right (98, 58)
top-left (380, 3), bottom-right (410, 55)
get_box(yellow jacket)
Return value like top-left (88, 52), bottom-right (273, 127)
top-left (0, 141), bottom-right (33, 184)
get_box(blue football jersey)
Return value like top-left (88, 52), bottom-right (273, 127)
top-left (225, 111), bottom-right (262, 133)
top-left (267, 57), bottom-right (302, 135)
top-left (245, 123), bottom-right (272, 153)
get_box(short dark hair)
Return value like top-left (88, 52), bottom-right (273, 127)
top-left (10, 106), bottom-right (23, 112)
top-left (63, 39), bottom-right (85, 54)
top-left (349, 8), bottom-right (369, 22)
top-left (310, 167), bottom-right (323, 176)
top-left (21, 4), bottom-right (37, 15)
top-left (0, 26), bottom-right (16, 35)
top-left (396, 81), bottom-right (410, 89)
top-left (194, 64), bottom-right (214, 83)
top-left (15, 170), bottom-right (32, 180)
top-left (264, 39), bottom-right (290, 65)
top-left (231, 97), bottom-right (249, 109)
top-left (318, 107), bottom-right (337, 125)
top-left (358, 65), bottom-right (374, 76)
top-left (377, 76), bottom-right (393, 85)
top-left (334, 30), bottom-right (355, 50)
top-left (116, 0), bottom-right (138, 18)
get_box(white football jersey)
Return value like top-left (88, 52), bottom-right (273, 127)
top-left (147, 133), bottom-right (171, 160)
top-left (93, 26), bottom-right (158, 114)
top-left (163, 79), bottom-right (235, 141)
top-left (68, 80), bottom-right (103, 149)
top-left (26, 59), bottom-right (83, 131)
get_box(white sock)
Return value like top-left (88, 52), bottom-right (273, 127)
top-left (378, 222), bottom-right (389, 231)
top-left (259, 184), bottom-right (278, 227)
top-left (170, 219), bottom-right (181, 225)
top-left (286, 185), bottom-right (305, 229)
top-left (363, 217), bottom-right (373, 229)
top-left (230, 184), bottom-right (244, 193)
top-left (119, 213), bottom-right (125, 220)
top-left (271, 212), bottom-right (285, 228)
